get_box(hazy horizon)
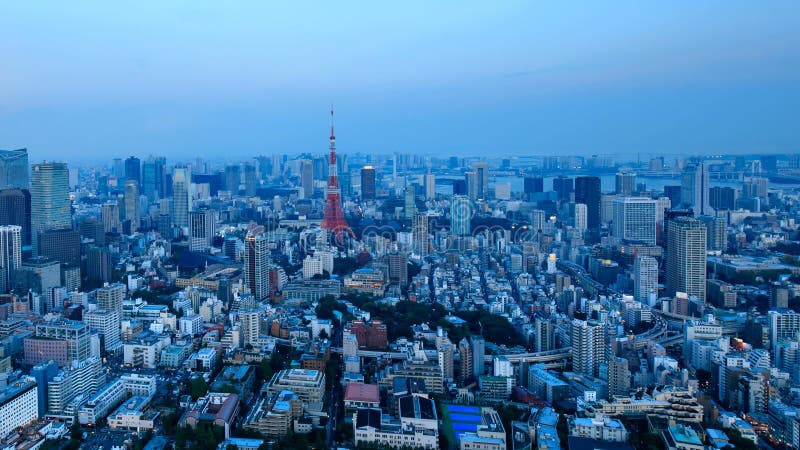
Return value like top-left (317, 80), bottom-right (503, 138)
top-left (2, 2), bottom-right (798, 161)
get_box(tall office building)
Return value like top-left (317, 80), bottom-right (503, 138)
top-left (471, 161), bottom-right (489, 200)
top-left (31, 360), bottom-right (59, 418)
top-left (571, 319), bottom-right (606, 378)
top-left (450, 195), bottom-right (471, 236)
top-left (300, 159), bottom-right (314, 199)
top-left (0, 189), bottom-right (31, 245)
top-left (404, 184), bottom-right (417, 219)
top-left (172, 166), bottom-right (191, 228)
top-left (243, 163), bottom-right (257, 196)
top-left (709, 186), bottom-right (737, 211)
top-left (0, 149), bottom-right (29, 189)
top-left (0, 225), bottom-right (22, 294)
top-left (681, 162), bottom-right (713, 216)
top-left (142, 156), bottom-right (166, 202)
top-left (423, 173), bottom-right (436, 199)
top-left (471, 335), bottom-right (485, 377)
top-left (575, 176), bottom-right (601, 230)
top-left (124, 156), bottom-right (141, 185)
top-left (244, 232), bottom-right (270, 301)
top-left (123, 180), bottom-right (139, 233)
top-left (30, 162), bottom-right (71, 257)
top-left (574, 203), bottom-right (587, 232)
top-left (361, 166), bottom-right (376, 200)
top-left (224, 164), bottom-right (240, 194)
top-left (39, 228), bottom-right (80, 266)
top-left (101, 202), bottom-right (121, 234)
top-left (188, 209), bottom-right (215, 252)
top-left (524, 177), bottom-right (544, 195)
top-left (412, 214), bottom-right (429, 256)
top-left (553, 176), bottom-right (573, 202)
top-left (84, 309), bottom-right (121, 354)
top-left (612, 197), bottom-right (657, 245)
top-left (633, 256), bottom-right (659, 304)
top-left (666, 217), bottom-right (707, 302)
top-left (615, 172), bottom-right (636, 195)
top-left (0, 377), bottom-right (37, 437)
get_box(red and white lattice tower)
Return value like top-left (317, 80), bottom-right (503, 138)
top-left (320, 107), bottom-right (352, 241)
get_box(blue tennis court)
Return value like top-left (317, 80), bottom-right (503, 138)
top-left (446, 405), bottom-right (480, 414)
top-left (453, 423), bottom-right (478, 432)
top-left (450, 413), bottom-right (483, 423)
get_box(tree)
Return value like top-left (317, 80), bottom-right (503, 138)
top-left (190, 377), bottom-right (209, 400)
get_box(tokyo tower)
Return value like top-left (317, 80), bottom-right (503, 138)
top-left (320, 107), bottom-right (352, 241)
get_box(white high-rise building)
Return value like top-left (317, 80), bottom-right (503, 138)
top-left (633, 256), bottom-right (659, 304)
top-left (84, 309), bottom-right (122, 354)
top-left (574, 203), bottom-right (587, 232)
top-left (450, 195), bottom-right (471, 236)
top-left (571, 319), bottom-right (606, 378)
top-left (613, 197), bottom-right (657, 245)
top-left (681, 162), bottom-right (713, 216)
top-left (423, 173), bottom-right (436, 199)
top-left (413, 214), bottom-right (429, 256)
top-left (0, 225), bottom-right (22, 293)
top-left (124, 179), bottom-right (139, 233)
top-left (244, 232), bottom-right (270, 301)
top-left (666, 217), bottom-right (707, 302)
top-left (240, 310), bottom-right (260, 349)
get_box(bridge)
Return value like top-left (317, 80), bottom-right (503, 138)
top-left (330, 347), bottom-right (408, 359)
top-left (489, 347), bottom-right (573, 365)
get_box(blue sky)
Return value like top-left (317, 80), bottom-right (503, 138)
top-left (1, 1), bottom-right (798, 161)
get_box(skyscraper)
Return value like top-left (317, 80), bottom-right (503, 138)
top-left (412, 214), bottom-right (429, 256)
top-left (633, 256), bottom-right (659, 304)
top-left (244, 232), bottom-right (270, 301)
top-left (471, 161), bottom-right (489, 200)
top-left (423, 173), bottom-right (436, 199)
top-left (450, 195), bottom-right (471, 236)
top-left (188, 209), bottom-right (215, 252)
top-left (0, 149), bottom-right (29, 189)
top-left (615, 172), bottom-right (636, 195)
top-left (0, 189), bottom-right (31, 245)
top-left (361, 166), bottom-right (376, 200)
top-left (224, 164), bottom-right (240, 194)
top-left (553, 176), bottom-right (573, 202)
top-left (300, 159), bottom-right (314, 199)
top-left (172, 166), bottom-right (191, 228)
top-left (458, 338), bottom-right (472, 385)
top-left (123, 179), bottom-right (139, 233)
top-left (404, 184), bottom-right (417, 219)
top-left (681, 162), bottom-right (713, 216)
top-left (142, 156), bottom-right (166, 202)
top-left (575, 176), bottom-right (601, 230)
top-left (471, 335), bottom-right (485, 377)
top-left (524, 176), bottom-right (544, 195)
top-left (30, 162), bottom-right (71, 256)
top-left (0, 225), bottom-right (22, 294)
top-left (666, 216), bottom-right (707, 302)
top-left (571, 318), bottom-right (606, 377)
top-left (574, 203), bottom-right (587, 232)
top-left (243, 163), bottom-right (257, 196)
top-left (101, 202), bottom-right (121, 234)
top-left (612, 197), bottom-right (657, 245)
top-left (124, 156), bottom-right (141, 186)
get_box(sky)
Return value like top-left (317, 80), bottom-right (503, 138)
top-left (1, 1), bottom-right (799, 162)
